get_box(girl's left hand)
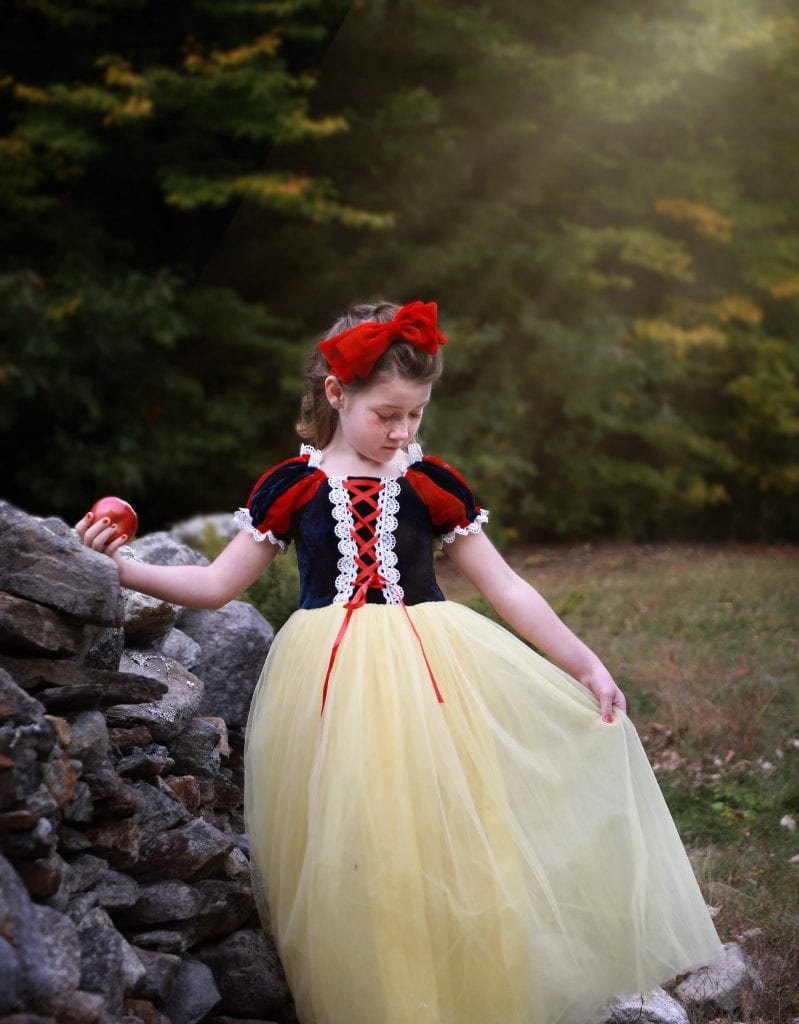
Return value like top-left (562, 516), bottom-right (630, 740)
top-left (579, 665), bottom-right (627, 723)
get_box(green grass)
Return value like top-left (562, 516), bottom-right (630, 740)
top-left (442, 543), bottom-right (799, 1023)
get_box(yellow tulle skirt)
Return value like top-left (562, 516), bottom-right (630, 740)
top-left (244, 601), bottom-right (723, 1024)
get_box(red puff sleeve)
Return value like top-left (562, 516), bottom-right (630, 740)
top-left (234, 453), bottom-right (325, 551)
top-left (405, 455), bottom-right (489, 546)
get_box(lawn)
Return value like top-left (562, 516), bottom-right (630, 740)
top-left (438, 542), bottom-right (799, 1024)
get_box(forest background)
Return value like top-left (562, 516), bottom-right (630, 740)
top-left (1, 0), bottom-right (798, 542)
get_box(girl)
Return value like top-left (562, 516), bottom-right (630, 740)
top-left (77, 300), bottom-right (723, 1024)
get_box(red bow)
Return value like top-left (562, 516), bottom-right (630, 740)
top-left (318, 300), bottom-right (447, 384)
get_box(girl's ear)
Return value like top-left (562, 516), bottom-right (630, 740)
top-left (324, 374), bottom-right (345, 410)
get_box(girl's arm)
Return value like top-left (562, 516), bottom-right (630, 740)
top-left (75, 513), bottom-right (278, 610)
top-left (444, 530), bottom-right (626, 721)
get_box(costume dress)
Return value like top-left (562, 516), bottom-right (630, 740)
top-left (237, 443), bottom-right (723, 1024)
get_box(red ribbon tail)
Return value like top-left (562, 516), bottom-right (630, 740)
top-left (400, 600), bottom-right (444, 704)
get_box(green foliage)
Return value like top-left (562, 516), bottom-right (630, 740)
top-left (3, 0), bottom-right (799, 540)
top-left (228, 0), bottom-right (799, 541)
top-left (660, 755), bottom-right (799, 844)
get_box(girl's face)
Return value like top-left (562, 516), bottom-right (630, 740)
top-left (325, 373), bottom-right (432, 467)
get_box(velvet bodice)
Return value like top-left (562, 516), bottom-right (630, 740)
top-left (235, 445), bottom-right (488, 610)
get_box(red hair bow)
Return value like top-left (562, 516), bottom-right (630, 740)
top-left (318, 300), bottom-right (447, 384)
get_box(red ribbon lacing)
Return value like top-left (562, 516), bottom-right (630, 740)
top-left (320, 479), bottom-right (444, 716)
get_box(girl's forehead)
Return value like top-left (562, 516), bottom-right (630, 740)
top-left (361, 375), bottom-right (432, 407)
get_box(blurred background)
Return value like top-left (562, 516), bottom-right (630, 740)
top-left (1, 0), bottom-right (798, 541)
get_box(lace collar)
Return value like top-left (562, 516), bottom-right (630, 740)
top-left (300, 442), bottom-right (423, 479)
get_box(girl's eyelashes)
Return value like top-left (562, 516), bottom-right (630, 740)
top-left (376, 410), bottom-right (424, 423)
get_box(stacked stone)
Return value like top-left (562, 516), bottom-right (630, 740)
top-left (0, 501), bottom-right (292, 1024)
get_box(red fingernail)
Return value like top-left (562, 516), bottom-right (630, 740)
top-left (86, 511), bottom-right (93, 520)
top-left (119, 534), bottom-right (127, 542)
top-left (603, 714), bottom-right (613, 723)
top-left (102, 517), bottom-right (110, 524)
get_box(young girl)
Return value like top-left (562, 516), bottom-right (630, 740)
top-left (77, 300), bottom-right (723, 1024)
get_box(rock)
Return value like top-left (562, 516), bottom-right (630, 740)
top-left (161, 629), bottom-right (202, 671)
top-left (163, 776), bottom-right (202, 812)
top-left (77, 907), bottom-right (144, 1014)
top-left (600, 986), bottom-right (689, 1023)
top-left (122, 997), bottom-right (172, 1024)
top-left (0, 592), bottom-right (95, 658)
top-left (190, 879), bottom-right (254, 946)
top-left (83, 626), bottom-right (125, 672)
top-left (194, 930), bottom-right (291, 1020)
top-left (131, 532), bottom-right (210, 569)
top-left (125, 879), bottom-right (202, 925)
top-left (95, 869), bottom-right (140, 911)
top-left (131, 779), bottom-right (190, 832)
top-left (116, 745), bottom-right (175, 778)
top-left (62, 781), bottom-right (94, 823)
top-left (0, 657), bottom-right (167, 711)
top-left (17, 851), bottom-right (69, 899)
top-left (109, 726), bottom-right (155, 751)
top-left (65, 711), bottom-right (109, 771)
top-left (161, 958), bottom-right (221, 1024)
top-left (223, 847), bottom-right (250, 883)
top-left (130, 947), bottom-right (182, 1002)
top-left (0, 934), bottom-right (22, 1013)
top-left (132, 818), bottom-right (233, 882)
top-left (0, 854), bottom-right (58, 1013)
top-left (107, 653), bottom-right (203, 742)
top-left (32, 905), bottom-right (82, 1008)
top-left (65, 853), bottom-right (108, 894)
top-left (171, 515), bottom-right (238, 550)
top-left (41, 749), bottom-right (78, 808)
top-left (0, 503), bottom-right (122, 626)
top-left (122, 590), bottom-right (177, 648)
top-left (674, 942), bottom-right (764, 1015)
top-left (177, 603), bottom-right (272, 728)
top-left (59, 989), bottom-right (106, 1024)
top-left (82, 819), bottom-right (141, 869)
top-left (170, 719), bottom-right (222, 777)
top-left (0, 668), bottom-right (47, 725)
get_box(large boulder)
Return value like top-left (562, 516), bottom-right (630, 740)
top-left (177, 603), bottom-right (272, 728)
top-left (0, 503), bottom-right (121, 628)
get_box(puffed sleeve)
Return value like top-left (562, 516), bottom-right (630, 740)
top-left (405, 455), bottom-right (489, 546)
top-left (234, 455), bottom-right (325, 551)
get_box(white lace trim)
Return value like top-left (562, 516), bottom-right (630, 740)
top-left (437, 507), bottom-right (490, 548)
top-left (375, 478), bottom-right (403, 603)
top-left (404, 442), bottom-right (423, 468)
top-left (300, 443), bottom-right (323, 468)
top-left (233, 507), bottom-right (288, 553)
top-left (328, 477), bottom-right (403, 604)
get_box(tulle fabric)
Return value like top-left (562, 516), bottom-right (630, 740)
top-left (244, 601), bottom-right (722, 1024)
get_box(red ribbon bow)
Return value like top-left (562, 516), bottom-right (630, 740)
top-left (318, 300), bottom-right (447, 384)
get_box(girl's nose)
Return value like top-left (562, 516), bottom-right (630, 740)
top-left (388, 420), bottom-right (410, 441)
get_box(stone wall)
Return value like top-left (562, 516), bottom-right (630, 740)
top-left (0, 501), bottom-right (294, 1024)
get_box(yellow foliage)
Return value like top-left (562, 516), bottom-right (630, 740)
top-left (14, 83), bottom-right (49, 104)
top-left (184, 33), bottom-right (279, 73)
top-left (97, 56), bottom-right (145, 90)
top-left (632, 318), bottom-right (727, 350)
top-left (683, 479), bottom-right (730, 507)
top-left (45, 296), bottom-right (84, 321)
top-left (769, 277), bottom-right (799, 299)
top-left (103, 94), bottom-right (154, 126)
top-left (654, 196), bottom-right (733, 243)
top-left (715, 294), bottom-right (763, 326)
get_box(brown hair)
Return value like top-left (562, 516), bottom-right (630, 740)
top-left (296, 301), bottom-right (444, 448)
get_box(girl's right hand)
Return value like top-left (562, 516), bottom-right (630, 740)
top-left (74, 511), bottom-right (130, 559)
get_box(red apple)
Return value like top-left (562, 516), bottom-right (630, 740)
top-left (89, 496), bottom-right (138, 540)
